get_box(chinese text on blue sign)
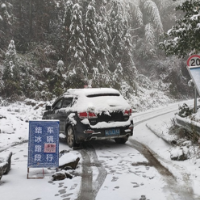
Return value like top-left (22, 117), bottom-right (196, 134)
top-left (28, 120), bottom-right (59, 168)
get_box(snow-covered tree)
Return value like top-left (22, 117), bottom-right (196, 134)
top-left (5, 40), bottom-right (16, 64)
top-left (2, 40), bottom-right (20, 97)
top-left (142, 0), bottom-right (163, 35)
top-left (130, 0), bottom-right (163, 59)
top-left (64, 0), bottom-right (73, 30)
top-left (109, 1), bottom-right (126, 71)
top-left (43, 60), bottom-right (65, 97)
top-left (0, 2), bottom-right (12, 29)
top-left (144, 23), bottom-right (156, 56)
top-left (113, 63), bottom-right (123, 82)
top-left (3, 40), bottom-right (17, 81)
top-left (62, 0), bottom-right (73, 62)
top-left (121, 32), bottom-right (137, 80)
top-left (68, 3), bottom-right (86, 67)
top-left (161, 0), bottom-right (200, 57)
top-left (0, 1), bottom-right (13, 50)
top-left (57, 59), bottom-right (64, 72)
top-left (67, 3), bottom-right (88, 86)
top-left (96, 21), bottom-right (109, 72)
top-left (95, 1), bottom-right (110, 72)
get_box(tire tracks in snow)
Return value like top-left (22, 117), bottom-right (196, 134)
top-left (131, 110), bottom-right (199, 200)
top-left (77, 143), bottom-right (107, 200)
top-left (76, 108), bottom-right (179, 200)
top-left (128, 138), bottom-right (197, 200)
top-left (0, 140), bottom-right (28, 153)
top-left (134, 109), bottom-right (177, 126)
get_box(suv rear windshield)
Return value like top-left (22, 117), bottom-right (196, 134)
top-left (87, 93), bottom-right (120, 98)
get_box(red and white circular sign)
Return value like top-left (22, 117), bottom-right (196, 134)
top-left (187, 55), bottom-right (200, 67)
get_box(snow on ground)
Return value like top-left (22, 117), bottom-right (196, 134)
top-left (0, 98), bottom-right (200, 199)
top-left (1, 143), bottom-right (81, 200)
top-left (94, 143), bottom-right (167, 200)
top-left (134, 110), bottom-right (200, 198)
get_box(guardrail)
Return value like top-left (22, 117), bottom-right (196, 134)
top-left (175, 114), bottom-right (200, 137)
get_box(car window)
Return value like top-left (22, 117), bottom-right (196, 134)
top-left (52, 99), bottom-right (63, 110)
top-left (87, 93), bottom-right (120, 97)
top-left (62, 98), bottom-right (73, 108)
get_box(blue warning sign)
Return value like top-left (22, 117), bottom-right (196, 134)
top-left (28, 120), bottom-right (59, 168)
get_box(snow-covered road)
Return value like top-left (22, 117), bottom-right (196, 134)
top-left (0, 99), bottom-right (200, 200)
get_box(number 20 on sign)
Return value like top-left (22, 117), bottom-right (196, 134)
top-left (187, 55), bottom-right (200, 67)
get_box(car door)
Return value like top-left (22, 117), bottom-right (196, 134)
top-left (57, 97), bottom-right (74, 133)
top-left (49, 98), bottom-right (64, 132)
top-left (43, 98), bottom-right (63, 120)
top-left (46, 97), bottom-right (73, 133)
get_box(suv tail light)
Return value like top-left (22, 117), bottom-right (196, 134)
top-left (88, 112), bottom-right (97, 118)
top-left (78, 112), bottom-right (97, 119)
top-left (123, 109), bottom-right (132, 116)
top-left (78, 112), bottom-right (88, 119)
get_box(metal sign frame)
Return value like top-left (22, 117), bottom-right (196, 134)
top-left (187, 65), bottom-right (200, 96)
top-left (27, 120), bottom-right (59, 179)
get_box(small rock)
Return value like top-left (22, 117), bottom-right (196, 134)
top-left (170, 147), bottom-right (188, 161)
top-left (0, 115), bottom-right (6, 119)
top-left (52, 172), bottom-right (66, 181)
top-left (52, 171), bottom-right (73, 181)
top-left (59, 157), bottom-right (80, 170)
top-left (139, 195), bottom-right (146, 200)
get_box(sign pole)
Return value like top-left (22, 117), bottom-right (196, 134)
top-left (194, 87), bottom-right (197, 113)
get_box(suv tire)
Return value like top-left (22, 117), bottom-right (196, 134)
top-left (114, 137), bottom-right (128, 144)
top-left (66, 125), bottom-right (76, 148)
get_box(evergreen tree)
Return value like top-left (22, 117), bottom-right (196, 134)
top-left (142, 0), bottom-right (163, 35)
top-left (20, 66), bottom-right (37, 98)
top-left (95, 1), bottom-right (110, 73)
top-left (109, 1), bottom-right (125, 71)
top-left (142, 23), bottom-right (156, 58)
top-left (161, 0), bottom-right (200, 57)
top-left (31, 0), bottom-right (56, 41)
top-left (2, 40), bottom-right (21, 97)
top-left (0, 1), bottom-right (13, 49)
top-left (68, 3), bottom-right (87, 85)
top-left (85, 2), bottom-right (98, 75)
top-left (96, 21), bottom-right (109, 73)
top-left (0, 2), bottom-right (12, 30)
top-left (113, 63), bottom-right (123, 83)
top-left (121, 32), bottom-right (137, 81)
top-left (63, 0), bottom-right (74, 62)
top-left (5, 40), bottom-right (16, 64)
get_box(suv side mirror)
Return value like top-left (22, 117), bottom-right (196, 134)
top-left (45, 105), bottom-right (52, 110)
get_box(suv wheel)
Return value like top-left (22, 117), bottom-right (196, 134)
top-left (66, 125), bottom-right (76, 148)
top-left (114, 137), bottom-right (128, 144)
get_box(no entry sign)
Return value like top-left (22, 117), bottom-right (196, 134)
top-left (28, 120), bottom-right (59, 168)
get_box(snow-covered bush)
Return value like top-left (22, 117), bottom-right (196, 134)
top-left (178, 103), bottom-right (192, 118)
top-left (137, 74), bottom-right (152, 89)
top-left (57, 60), bottom-right (64, 71)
